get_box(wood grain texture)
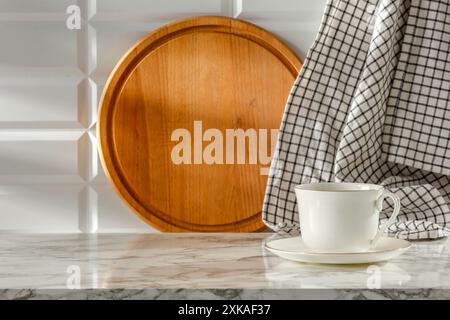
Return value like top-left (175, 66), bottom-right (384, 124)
top-left (98, 16), bottom-right (302, 232)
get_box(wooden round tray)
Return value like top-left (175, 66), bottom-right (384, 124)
top-left (98, 16), bottom-right (302, 232)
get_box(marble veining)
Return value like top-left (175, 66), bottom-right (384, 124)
top-left (0, 233), bottom-right (450, 299)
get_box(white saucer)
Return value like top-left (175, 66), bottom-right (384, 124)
top-left (265, 237), bottom-right (411, 265)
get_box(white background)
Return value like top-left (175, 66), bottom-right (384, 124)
top-left (0, 0), bottom-right (326, 233)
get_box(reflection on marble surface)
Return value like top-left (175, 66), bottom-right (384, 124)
top-left (263, 234), bottom-right (450, 289)
top-left (0, 233), bottom-right (449, 299)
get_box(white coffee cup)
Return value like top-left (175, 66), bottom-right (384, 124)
top-left (294, 182), bottom-right (400, 253)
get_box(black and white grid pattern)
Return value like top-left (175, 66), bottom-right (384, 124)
top-left (263, 0), bottom-right (450, 239)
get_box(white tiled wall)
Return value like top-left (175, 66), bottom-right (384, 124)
top-left (0, 0), bottom-right (326, 233)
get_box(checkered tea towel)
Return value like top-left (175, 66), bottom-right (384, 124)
top-left (263, 0), bottom-right (450, 239)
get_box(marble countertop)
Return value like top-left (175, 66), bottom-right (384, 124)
top-left (1, 233), bottom-right (450, 299)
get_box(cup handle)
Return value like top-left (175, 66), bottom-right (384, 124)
top-left (370, 189), bottom-right (400, 248)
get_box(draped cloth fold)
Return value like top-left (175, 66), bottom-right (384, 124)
top-left (263, 0), bottom-right (450, 239)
